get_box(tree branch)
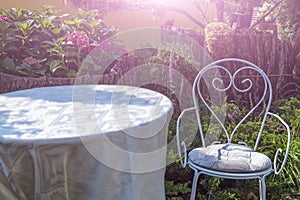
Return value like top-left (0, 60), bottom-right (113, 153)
top-left (195, 3), bottom-right (209, 24)
top-left (131, 4), bottom-right (206, 29)
top-left (166, 6), bottom-right (206, 29)
top-left (249, 0), bottom-right (285, 31)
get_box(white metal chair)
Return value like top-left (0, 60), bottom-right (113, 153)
top-left (176, 58), bottom-right (290, 200)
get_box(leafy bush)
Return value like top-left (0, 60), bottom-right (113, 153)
top-left (166, 96), bottom-right (300, 199)
top-left (204, 22), bottom-right (234, 60)
top-left (165, 180), bottom-right (191, 200)
top-left (261, 0), bottom-right (300, 42)
top-left (266, 97), bottom-right (300, 192)
top-left (0, 6), bottom-right (118, 77)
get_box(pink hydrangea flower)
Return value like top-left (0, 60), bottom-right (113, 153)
top-left (23, 57), bottom-right (40, 65)
top-left (65, 31), bottom-right (89, 49)
top-left (0, 15), bottom-right (9, 23)
top-left (87, 45), bottom-right (96, 53)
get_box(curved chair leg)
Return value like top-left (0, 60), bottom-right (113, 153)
top-left (258, 176), bottom-right (266, 200)
top-left (190, 171), bottom-right (201, 200)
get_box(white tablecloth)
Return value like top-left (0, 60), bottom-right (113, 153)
top-left (0, 85), bottom-right (173, 200)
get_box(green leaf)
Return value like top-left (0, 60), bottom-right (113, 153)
top-left (41, 29), bottom-right (55, 38)
top-left (0, 22), bottom-right (8, 31)
top-left (67, 69), bottom-right (77, 78)
top-left (2, 35), bottom-right (16, 42)
top-left (2, 37), bottom-right (20, 47)
top-left (50, 60), bottom-right (64, 73)
top-left (79, 23), bottom-right (92, 33)
top-left (33, 69), bottom-right (47, 76)
top-left (18, 63), bottom-right (31, 71)
top-left (42, 40), bottom-right (57, 47)
top-left (77, 9), bottom-right (88, 19)
top-left (11, 8), bottom-right (22, 18)
top-left (40, 18), bottom-right (50, 28)
top-left (17, 20), bottom-right (34, 31)
top-left (1, 57), bottom-right (16, 72)
top-left (64, 20), bottom-right (76, 25)
top-left (52, 28), bottom-right (61, 35)
top-left (23, 49), bottom-right (38, 56)
top-left (17, 70), bottom-right (31, 77)
top-left (90, 20), bottom-right (102, 27)
top-left (3, 46), bottom-right (19, 54)
top-left (66, 59), bottom-right (78, 66)
top-left (13, 34), bottom-right (26, 40)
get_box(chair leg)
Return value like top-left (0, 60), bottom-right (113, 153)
top-left (258, 176), bottom-right (266, 200)
top-left (190, 171), bottom-right (201, 200)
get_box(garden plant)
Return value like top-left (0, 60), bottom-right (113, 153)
top-left (0, 6), bottom-right (118, 78)
top-left (0, 1), bottom-right (299, 199)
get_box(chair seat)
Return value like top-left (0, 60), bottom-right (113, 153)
top-left (189, 143), bottom-right (272, 173)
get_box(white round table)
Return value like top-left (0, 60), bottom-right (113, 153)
top-left (0, 85), bottom-right (173, 200)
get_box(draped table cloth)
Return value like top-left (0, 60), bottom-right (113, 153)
top-left (0, 85), bottom-right (173, 200)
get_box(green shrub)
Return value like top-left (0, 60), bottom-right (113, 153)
top-left (265, 97), bottom-right (300, 193)
top-left (0, 6), bottom-right (118, 77)
top-left (165, 180), bottom-right (191, 200)
top-left (166, 96), bottom-right (300, 199)
top-left (204, 22), bottom-right (234, 59)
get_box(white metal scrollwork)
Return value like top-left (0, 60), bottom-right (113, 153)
top-left (192, 58), bottom-right (272, 150)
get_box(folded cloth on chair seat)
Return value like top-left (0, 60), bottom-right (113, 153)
top-left (189, 143), bottom-right (272, 173)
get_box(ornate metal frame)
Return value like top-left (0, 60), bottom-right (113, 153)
top-left (176, 58), bottom-right (290, 200)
